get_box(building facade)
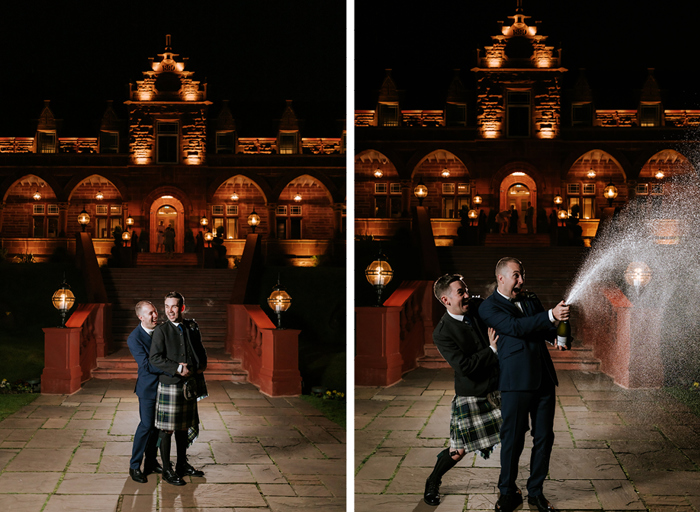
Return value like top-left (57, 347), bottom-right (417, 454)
top-left (355, 5), bottom-right (698, 245)
top-left (0, 36), bottom-right (346, 265)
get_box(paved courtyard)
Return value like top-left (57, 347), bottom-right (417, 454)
top-left (0, 380), bottom-right (345, 512)
top-left (356, 368), bottom-right (700, 512)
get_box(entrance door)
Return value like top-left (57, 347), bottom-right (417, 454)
top-left (506, 183), bottom-right (530, 233)
top-left (499, 172), bottom-right (538, 234)
top-left (149, 196), bottom-right (185, 253)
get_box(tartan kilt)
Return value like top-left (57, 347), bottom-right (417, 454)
top-left (449, 393), bottom-right (502, 455)
top-left (155, 382), bottom-right (199, 431)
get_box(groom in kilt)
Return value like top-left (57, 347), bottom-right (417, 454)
top-left (150, 291), bottom-right (208, 486)
top-left (424, 274), bottom-right (502, 506)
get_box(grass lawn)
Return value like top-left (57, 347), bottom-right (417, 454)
top-left (666, 386), bottom-right (700, 417)
top-left (0, 394), bottom-right (39, 422)
top-left (300, 395), bottom-right (346, 428)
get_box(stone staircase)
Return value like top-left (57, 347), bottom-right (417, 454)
top-left (134, 252), bottom-right (199, 267)
top-left (484, 233), bottom-right (552, 247)
top-left (92, 266), bottom-right (247, 381)
top-left (416, 245), bottom-right (601, 372)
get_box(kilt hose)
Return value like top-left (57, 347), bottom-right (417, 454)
top-left (449, 393), bottom-right (502, 458)
top-left (155, 382), bottom-right (200, 447)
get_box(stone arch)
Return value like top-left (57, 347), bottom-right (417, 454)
top-left (2, 174), bottom-right (60, 203)
top-left (210, 175), bottom-right (270, 239)
top-left (355, 149), bottom-right (400, 180)
top-left (67, 174), bottom-right (124, 202)
top-left (65, 171), bottom-right (128, 202)
top-left (409, 149), bottom-right (473, 215)
top-left (563, 147), bottom-right (629, 182)
top-left (274, 174), bottom-right (335, 240)
top-left (207, 172), bottom-right (271, 204)
top-left (1, 171), bottom-right (63, 202)
top-left (639, 149), bottom-right (695, 179)
top-left (409, 149), bottom-right (471, 180)
top-left (271, 169), bottom-right (338, 203)
top-left (1, 174), bottom-right (63, 238)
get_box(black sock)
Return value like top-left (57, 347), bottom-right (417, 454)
top-left (158, 431), bottom-right (172, 469)
top-left (428, 448), bottom-right (460, 482)
top-left (175, 430), bottom-right (188, 467)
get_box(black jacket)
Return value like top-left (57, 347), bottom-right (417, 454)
top-left (150, 319), bottom-right (208, 385)
top-left (433, 301), bottom-right (499, 397)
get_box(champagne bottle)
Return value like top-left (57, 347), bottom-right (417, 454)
top-left (556, 319), bottom-right (570, 348)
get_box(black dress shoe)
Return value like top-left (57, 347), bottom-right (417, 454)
top-left (423, 477), bottom-right (441, 506)
top-left (144, 461), bottom-right (163, 475)
top-left (129, 468), bottom-right (147, 484)
top-left (496, 491), bottom-right (523, 512)
top-left (176, 462), bottom-right (204, 477)
top-left (527, 494), bottom-right (559, 512)
top-left (162, 466), bottom-right (186, 486)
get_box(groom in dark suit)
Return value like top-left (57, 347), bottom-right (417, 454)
top-left (126, 300), bottom-right (168, 483)
top-left (479, 257), bottom-right (569, 512)
top-left (424, 274), bottom-right (502, 506)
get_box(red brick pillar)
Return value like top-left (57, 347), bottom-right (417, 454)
top-left (355, 306), bottom-right (404, 386)
top-left (401, 180), bottom-right (412, 217)
top-left (41, 327), bottom-right (82, 394)
top-left (331, 203), bottom-right (343, 239)
top-left (259, 328), bottom-right (302, 396)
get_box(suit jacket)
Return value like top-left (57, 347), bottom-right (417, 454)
top-left (479, 291), bottom-right (558, 392)
top-left (150, 319), bottom-right (208, 385)
top-left (433, 300), bottom-right (499, 397)
top-left (127, 324), bottom-right (169, 399)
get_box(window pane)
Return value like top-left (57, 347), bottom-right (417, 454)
top-left (97, 218), bottom-right (108, 238)
top-left (379, 104), bottom-right (399, 127)
top-left (38, 132), bottom-right (56, 153)
top-left (279, 133), bottom-right (297, 154)
top-left (442, 197), bottom-right (454, 218)
top-left (508, 105), bottom-right (530, 137)
top-left (446, 103), bottom-right (467, 127)
top-left (226, 218), bottom-right (238, 239)
top-left (100, 131), bottom-right (119, 153)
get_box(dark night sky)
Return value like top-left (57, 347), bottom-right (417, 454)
top-left (355, 0), bottom-right (700, 110)
top-left (0, 0), bottom-right (346, 136)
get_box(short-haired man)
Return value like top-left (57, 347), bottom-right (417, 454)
top-left (127, 300), bottom-right (168, 483)
top-left (424, 274), bottom-right (502, 506)
top-left (150, 291), bottom-right (208, 486)
top-left (479, 257), bottom-right (570, 512)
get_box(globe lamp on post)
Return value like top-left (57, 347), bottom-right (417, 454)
top-left (248, 209), bottom-right (261, 233)
top-left (77, 208), bottom-right (90, 232)
top-left (557, 209), bottom-right (568, 227)
top-left (52, 277), bottom-right (75, 327)
top-left (365, 253), bottom-right (393, 306)
top-left (553, 193), bottom-right (563, 207)
top-left (473, 192), bottom-right (482, 206)
top-left (624, 262), bottom-right (652, 295)
top-left (204, 231), bottom-right (214, 247)
top-left (122, 230), bottom-right (131, 247)
top-left (414, 179), bottom-right (428, 206)
top-left (267, 279), bottom-right (292, 329)
top-left (200, 216), bottom-right (208, 228)
top-left (468, 209), bottom-right (478, 226)
top-left (604, 181), bottom-right (618, 207)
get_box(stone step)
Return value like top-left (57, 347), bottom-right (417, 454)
top-left (484, 234), bottom-right (552, 247)
top-left (417, 342), bottom-right (601, 372)
top-left (91, 347), bottom-right (248, 381)
top-left (135, 253), bottom-right (200, 267)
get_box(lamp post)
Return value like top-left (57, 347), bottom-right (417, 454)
top-left (473, 192), bottom-right (482, 206)
top-left (248, 209), bottom-right (260, 233)
top-left (200, 216), bottom-right (208, 228)
top-left (204, 231), bottom-right (214, 247)
top-left (604, 181), bottom-right (618, 207)
top-left (122, 230), bottom-right (131, 247)
top-left (365, 252), bottom-right (393, 306)
top-left (557, 209), bottom-right (568, 227)
top-left (553, 193), bottom-right (563, 207)
top-left (126, 216), bottom-right (134, 228)
top-left (77, 208), bottom-right (90, 232)
top-left (467, 209), bottom-right (478, 226)
top-left (624, 262), bottom-right (651, 296)
top-left (267, 278), bottom-right (292, 329)
top-left (52, 277), bottom-right (75, 327)
top-left (414, 179), bottom-right (428, 206)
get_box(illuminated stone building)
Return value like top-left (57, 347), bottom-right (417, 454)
top-left (355, 4), bottom-right (698, 245)
top-left (0, 36), bottom-right (346, 264)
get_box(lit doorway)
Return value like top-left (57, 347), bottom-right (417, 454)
top-left (499, 172), bottom-right (537, 234)
top-left (149, 196), bottom-right (185, 253)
